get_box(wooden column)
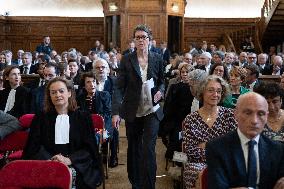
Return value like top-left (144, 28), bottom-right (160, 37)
top-left (102, 0), bottom-right (186, 52)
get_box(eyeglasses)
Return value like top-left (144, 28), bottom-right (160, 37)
top-left (95, 66), bottom-right (106, 70)
top-left (248, 57), bottom-right (256, 59)
top-left (134, 35), bottom-right (148, 41)
top-left (206, 88), bottom-right (223, 94)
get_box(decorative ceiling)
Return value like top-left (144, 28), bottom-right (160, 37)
top-left (0, 0), bottom-right (265, 18)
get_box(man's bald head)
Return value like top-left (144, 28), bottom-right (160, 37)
top-left (235, 92), bottom-right (268, 139)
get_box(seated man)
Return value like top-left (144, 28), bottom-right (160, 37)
top-left (206, 92), bottom-right (284, 189)
top-left (0, 110), bottom-right (20, 140)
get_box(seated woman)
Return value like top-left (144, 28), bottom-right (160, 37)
top-left (0, 65), bottom-right (30, 118)
top-left (23, 77), bottom-right (101, 189)
top-left (223, 66), bottom-right (250, 108)
top-left (254, 82), bottom-right (284, 142)
top-left (162, 63), bottom-right (195, 159)
top-left (76, 72), bottom-right (118, 167)
top-left (182, 75), bottom-right (237, 188)
top-left (209, 62), bottom-right (230, 82)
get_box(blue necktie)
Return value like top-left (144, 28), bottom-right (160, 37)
top-left (247, 140), bottom-right (257, 188)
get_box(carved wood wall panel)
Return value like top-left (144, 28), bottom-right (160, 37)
top-left (184, 18), bottom-right (258, 52)
top-left (1, 16), bottom-right (104, 56)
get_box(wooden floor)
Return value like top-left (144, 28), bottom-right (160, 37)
top-left (98, 123), bottom-right (175, 189)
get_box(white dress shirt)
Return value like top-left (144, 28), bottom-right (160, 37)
top-left (237, 128), bottom-right (260, 185)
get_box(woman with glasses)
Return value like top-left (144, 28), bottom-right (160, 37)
top-left (182, 75), bottom-right (237, 188)
top-left (112, 24), bottom-right (164, 189)
top-left (209, 62), bottom-right (230, 82)
top-left (254, 82), bottom-right (284, 142)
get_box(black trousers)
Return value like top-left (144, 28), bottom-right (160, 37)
top-left (126, 113), bottom-right (160, 189)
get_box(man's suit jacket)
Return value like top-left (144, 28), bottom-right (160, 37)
top-left (19, 64), bottom-right (37, 74)
top-left (257, 63), bottom-right (272, 75)
top-left (30, 85), bottom-right (46, 114)
top-left (162, 48), bottom-right (171, 65)
top-left (206, 131), bottom-right (284, 189)
top-left (112, 51), bottom-right (165, 122)
top-left (150, 46), bottom-right (162, 54)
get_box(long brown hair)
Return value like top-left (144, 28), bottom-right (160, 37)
top-left (44, 77), bottom-right (77, 113)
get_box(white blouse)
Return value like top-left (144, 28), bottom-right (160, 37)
top-left (55, 114), bottom-right (70, 144)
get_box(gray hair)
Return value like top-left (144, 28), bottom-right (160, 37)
top-left (188, 69), bottom-right (207, 81)
top-left (197, 75), bottom-right (231, 103)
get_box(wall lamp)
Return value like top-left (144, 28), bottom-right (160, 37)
top-left (171, 3), bottom-right (179, 12)
top-left (109, 2), bottom-right (118, 12)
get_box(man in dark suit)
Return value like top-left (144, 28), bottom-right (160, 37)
top-left (12, 49), bottom-right (24, 66)
top-left (257, 53), bottom-right (271, 75)
top-left (243, 64), bottom-right (262, 91)
top-left (112, 24), bottom-right (164, 189)
top-left (206, 92), bottom-right (284, 189)
top-left (36, 36), bottom-right (53, 55)
top-left (19, 52), bottom-right (37, 74)
top-left (30, 63), bottom-right (58, 114)
top-left (122, 40), bottom-right (136, 56)
top-left (160, 41), bottom-right (170, 66)
top-left (149, 39), bottom-right (162, 54)
top-left (271, 55), bottom-right (284, 75)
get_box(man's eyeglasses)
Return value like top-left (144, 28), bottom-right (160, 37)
top-left (134, 35), bottom-right (148, 41)
top-left (248, 57), bottom-right (257, 59)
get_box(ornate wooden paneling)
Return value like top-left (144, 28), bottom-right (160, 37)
top-left (184, 18), bottom-right (258, 52)
top-left (0, 16), bottom-right (6, 51)
top-left (2, 16), bottom-right (104, 55)
top-left (127, 14), bottom-right (144, 43)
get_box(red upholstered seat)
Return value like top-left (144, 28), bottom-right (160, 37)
top-left (91, 114), bottom-right (107, 189)
top-left (201, 167), bottom-right (208, 189)
top-left (7, 150), bottom-right (23, 160)
top-left (0, 160), bottom-right (72, 189)
top-left (0, 114), bottom-right (35, 165)
top-left (18, 114), bottom-right (35, 129)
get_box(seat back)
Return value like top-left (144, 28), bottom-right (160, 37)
top-left (0, 160), bottom-right (72, 189)
top-left (91, 114), bottom-right (105, 131)
top-left (0, 131), bottom-right (29, 152)
top-left (201, 167), bottom-right (208, 189)
top-left (18, 114), bottom-right (35, 129)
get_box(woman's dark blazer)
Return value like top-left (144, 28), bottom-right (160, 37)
top-left (112, 51), bottom-right (165, 122)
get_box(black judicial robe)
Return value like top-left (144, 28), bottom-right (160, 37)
top-left (0, 86), bottom-right (30, 118)
top-left (23, 110), bottom-right (101, 189)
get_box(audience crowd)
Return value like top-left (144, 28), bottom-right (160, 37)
top-left (0, 35), bottom-right (284, 189)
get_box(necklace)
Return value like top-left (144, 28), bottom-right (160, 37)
top-left (200, 107), bottom-right (219, 124)
top-left (268, 109), bottom-right (282, 123)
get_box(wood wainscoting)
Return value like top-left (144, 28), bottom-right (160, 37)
top-left (184, 18), bottom-right (259, 52)
top-left (0, 16), bottom-right (104, 55)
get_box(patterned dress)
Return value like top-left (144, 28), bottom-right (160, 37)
top-left (262, 124), bottom-right (284, 142)
top-left (182, 106), bottom-right (237, 188)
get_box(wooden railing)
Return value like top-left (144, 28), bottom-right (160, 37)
top-left (258, 0), bottom-right (281, 40)
top-left (222, 0), bottom-right (282, 54)
top-left (223, 25), bottom-right (259, 53)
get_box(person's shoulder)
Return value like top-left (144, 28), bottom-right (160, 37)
top-left (261, 134), bottom-right (284, 149)
top-left (208, 130), bottom-right (236, 147)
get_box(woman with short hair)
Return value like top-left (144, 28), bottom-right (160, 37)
top-left (183, 75), bottom-right (237, 188)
